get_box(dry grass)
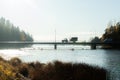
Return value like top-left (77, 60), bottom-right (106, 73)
top-left (20, 61), bottom-right (107, 80)
top-left (0, 57), bottom-right (107, 80)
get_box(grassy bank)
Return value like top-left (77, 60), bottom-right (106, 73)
top-left (0, 57), bottom-right (107, 80)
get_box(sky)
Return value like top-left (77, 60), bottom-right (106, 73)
top-left (0, 0), bottom-right (120, 41)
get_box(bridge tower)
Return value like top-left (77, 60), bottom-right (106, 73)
top-left (91, 44), bottom-right (96, 49)
top-left (54, 29), bottom-right (57, 50)
top-left (54, 44), bottom-right (57, 50)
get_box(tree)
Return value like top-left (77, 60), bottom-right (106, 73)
top-left (91, 37), bottom-right (101, 43)
top-left (101, 21), bottom-right (120, 48)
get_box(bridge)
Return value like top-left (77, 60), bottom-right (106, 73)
top-left (0, 41), bottom-right (119, 49)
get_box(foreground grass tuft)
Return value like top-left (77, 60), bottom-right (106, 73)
top-left (0, 57), bottom-right (107, 80)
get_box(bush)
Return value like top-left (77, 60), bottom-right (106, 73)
top-left (9, 57), bottom-right (22, 66)
top-left (18, 64), bottom-right (29, 77)
top-left (27, 61), bottom-right (107, 80)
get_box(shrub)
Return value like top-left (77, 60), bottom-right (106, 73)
top-left (9, 57), bottom-right (22, 66)
top-left (18, 64), bottom-right (29, 77)
top-left (27, 61), bottom-right (107, 80)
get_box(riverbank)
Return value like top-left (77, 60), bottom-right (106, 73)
top-left (0, 56), bottom-right (107, 80)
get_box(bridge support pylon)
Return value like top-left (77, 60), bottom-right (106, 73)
top-left (91, 44), bottom-right (96, 49)
top-left (54, 44), bottom-right (57, 50)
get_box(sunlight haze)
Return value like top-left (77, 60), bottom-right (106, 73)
top-left (0, 0), bottom-right (120, 41)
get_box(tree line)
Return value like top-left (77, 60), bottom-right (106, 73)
top-left (91, 21), bottom-right (120, 48)
top-left (0, 17), bottom-right (33, 41)
top-left (101, 22), bottom-right (120, 42)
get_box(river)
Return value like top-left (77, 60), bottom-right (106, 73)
top-left (0, 45), bottom-right (120, 80)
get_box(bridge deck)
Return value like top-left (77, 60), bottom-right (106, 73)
top-left (0, 41), bottom-right (119, 45)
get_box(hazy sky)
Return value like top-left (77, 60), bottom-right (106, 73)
top-left (0, 0), bottom-right (120, 41)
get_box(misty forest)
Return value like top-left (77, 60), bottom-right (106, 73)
top-left (0, 17), bottom-right (33, 41)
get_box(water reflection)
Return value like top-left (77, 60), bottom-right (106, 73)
top-left (104, 50), bottom-right (120, 80)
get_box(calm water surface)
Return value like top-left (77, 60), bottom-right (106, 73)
top-left (0, 45), bottom-right (120, 80)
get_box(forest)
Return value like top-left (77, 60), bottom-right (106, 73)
top-left (0, 17), bottom-right (33, 41)
top-left (101, 22), bottom-right (120, 42)
top-left (91, 21), bottom-right (120, 48)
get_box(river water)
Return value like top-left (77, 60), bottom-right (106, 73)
top-left (0, 45), bottom-right (120, 80)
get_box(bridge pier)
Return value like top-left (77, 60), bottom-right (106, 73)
top-left (54, 44), bottom-right (57, 50)
top-left (91, 44), bottom-right (96, 49)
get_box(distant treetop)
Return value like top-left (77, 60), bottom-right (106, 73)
top-left (101, 22), bottom-right (120, 42)
top-left (0, 17), bottom-right (33, 41)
